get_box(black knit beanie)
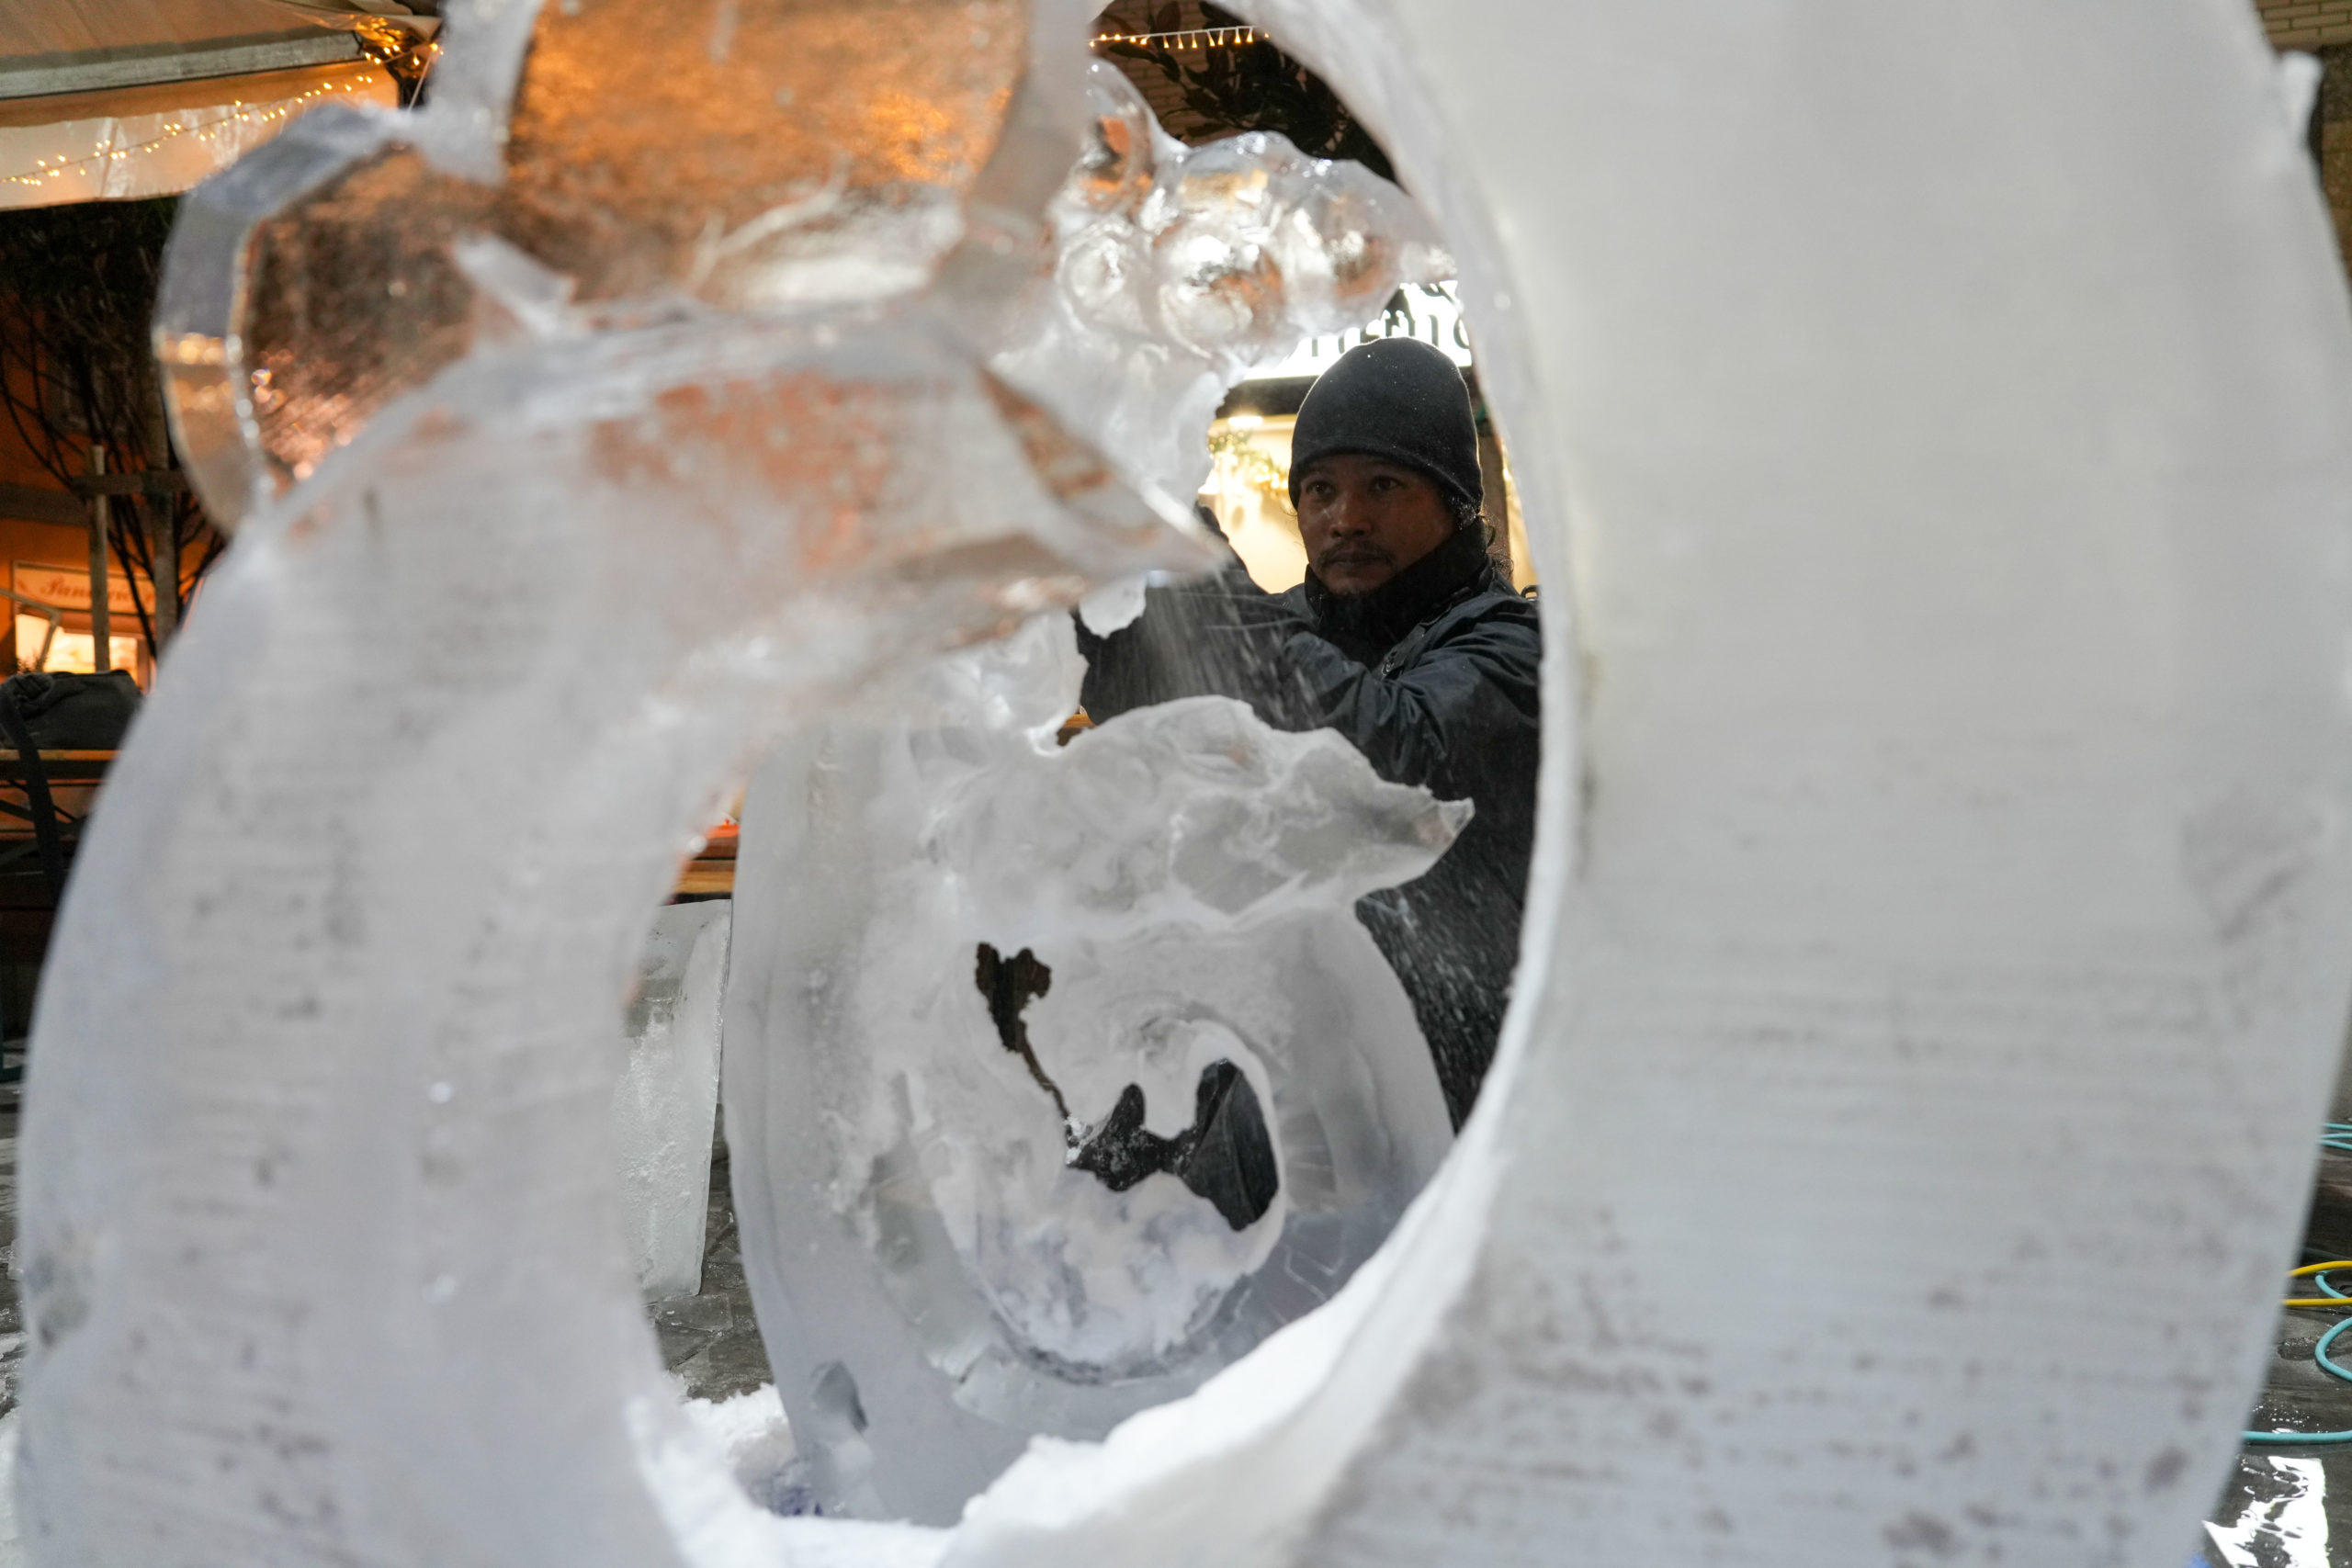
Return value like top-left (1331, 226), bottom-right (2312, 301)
top-left (1286, 338), bottom-right (1483, 514)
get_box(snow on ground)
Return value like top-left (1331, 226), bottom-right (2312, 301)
top-left (678, 1382), bottom-right (818, 1518)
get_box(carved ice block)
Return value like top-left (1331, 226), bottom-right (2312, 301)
top-left (612, 901), bottom-right (730, 1303)
top-left (725, 694), bottom-right (1460, 1521)
top-left (24, 0), bottom-right (2352, 1563)
top-left (989, 61), bottom-right (1452, 502)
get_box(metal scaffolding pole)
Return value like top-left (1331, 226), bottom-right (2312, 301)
top-left (86, 446), bottom-right (109, 672)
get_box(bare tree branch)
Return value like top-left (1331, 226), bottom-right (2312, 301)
top-left (1102, 2), bottom-right (1396, 179)
top-left (0, 199), bottom-right (228, 663)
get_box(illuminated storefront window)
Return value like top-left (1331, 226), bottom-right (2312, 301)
top-left (12, 561), bottom-right (149, 678)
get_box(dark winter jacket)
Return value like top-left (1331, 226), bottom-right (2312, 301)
top-left (1076, 526), bottom-right (1542, 1127)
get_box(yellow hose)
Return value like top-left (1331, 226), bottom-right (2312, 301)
top-left (2284, 1261), bottom-right (2352, 1307)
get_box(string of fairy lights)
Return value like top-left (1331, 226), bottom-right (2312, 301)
top-left (1091, 25), bottom-right (1262, 50)
top-left (2, 28), bottom-right (1242, 199)
top-left (2, 73), bottom-right (379, 197)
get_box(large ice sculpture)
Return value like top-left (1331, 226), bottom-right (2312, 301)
top-left (21, 0), bottom-right (2352, 1564)
top-left (14, 300), bottom-right (1204, 1560)
top-left (726, 618), bottom-right (1459, 1517)
top-left (23, 0), bottom-right (1226, 1560)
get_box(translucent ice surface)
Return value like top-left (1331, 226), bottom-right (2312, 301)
top-left (29, 0), bottom-right (2352, 1563)
top-left (24, 2), bottom-right (1210, 1541)
top-left (156, 0), bottom-right (1099, 532)
top-left (612, 901), bottom-right (731, 1302)
top-left (989, 62), bottom-right (1452, 502)
top-left (18, 292), bottom-right (1204, 1559)
top-left (724, 623), bottom-right (1459, 1521)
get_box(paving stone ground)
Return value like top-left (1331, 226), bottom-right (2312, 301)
top-left (2205, 1147), bottom-right (2352, 1563)
top-left (655, 1141), bottom-right (775, 1403)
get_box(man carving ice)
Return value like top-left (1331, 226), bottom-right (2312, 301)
top-left (1078, 337), bottom-right (1543, 1127)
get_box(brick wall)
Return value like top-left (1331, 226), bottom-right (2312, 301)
top-left (2259, 0), bottom-right (2352, 49)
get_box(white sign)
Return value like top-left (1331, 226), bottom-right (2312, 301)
top-left (1244, 281), bottom-right (1475, 383)
top-left (15, 561), bottom-right (151, 620)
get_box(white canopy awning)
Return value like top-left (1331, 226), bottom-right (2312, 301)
top-left (1, 0), bottom-right (416, 209)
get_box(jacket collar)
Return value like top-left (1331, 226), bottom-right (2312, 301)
top-left (1303, 527), bottom-right (1501, 661)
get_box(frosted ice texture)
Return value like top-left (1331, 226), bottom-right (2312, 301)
top-left (941, 6), bottom-right (2352, 1568)
top-left (612, 901), bottom-right (730, 1302)
top-left (22, 207), bottom-right (1206, 1568)
top-left (0, 1413), bottom-right (18, 1568)
top-left (726, 620), bottom-right (1457, 1521)
top-left (990, 62), bottom-right (1452, 504)
top-left (25, 0), bottom-right (2352, 1563)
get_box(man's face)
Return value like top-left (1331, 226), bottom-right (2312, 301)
top-left (1295, 453), bottom-right (1456, 596)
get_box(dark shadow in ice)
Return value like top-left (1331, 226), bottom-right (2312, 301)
top-left (975, 942), bottom-right (1069, 1124)
top-left (974, 942), bottom-right (1279, 1230)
